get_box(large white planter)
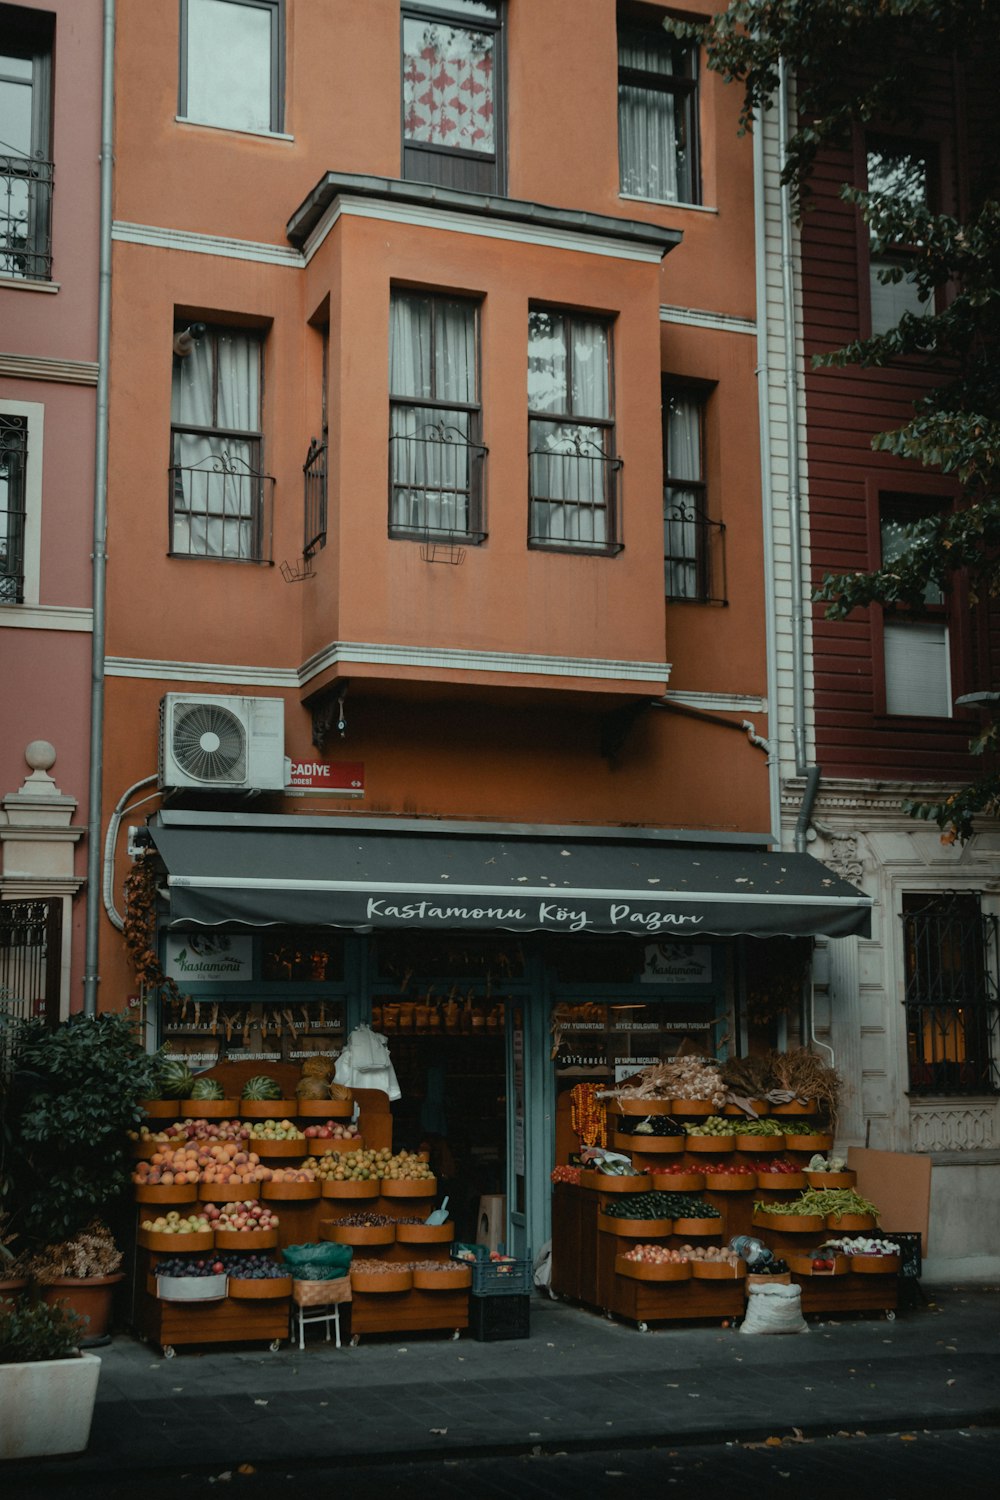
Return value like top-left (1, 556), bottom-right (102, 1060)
top-left (0, 1351), bottom-right (101, 1460)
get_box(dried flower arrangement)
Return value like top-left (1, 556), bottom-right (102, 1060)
top-left (17, 1220), bottom-right (124, 1283)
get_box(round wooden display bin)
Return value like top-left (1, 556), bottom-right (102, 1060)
top-left (198, 1180), bottom-right (260, 1202)
top-left (395, 1221), bottom-right (455, 1245)
top-left (180, 1099), bottom-right (240, 1118)
top-left (250, 1136), bottom-right (307, 1157)
top-left (784, 1134), bottom-right (834, 1153)
top-left (308, 1137), bottom-right (362, 1156)
top-left (321, 1222), bottom-right (395, 1247)
top-left (612, 1131), bottom-right (683, 1154)
top-left (724, 1101), bottom-right (768, 1117)
top-left (735, 1135), bottom-right (782, 1153)
top-left (615, 1098), bottom-right (675, 1116)
top-left (673, 1216), bottom-right (723, 1236)
top-left (138, 1228), bottom-right (214, 1253)
top-left (580, 1172), bottom-right (649, 1193)
top-left (825, 1212), bottom-right (876, 1233)
top-left (649, 1171), bottom-right (706, 1192)
top-left (615, 1255), bottom-right (690, 1282)
top-left (140, 1100), bottom-right (177, 1119)
top-left (786, 1252), bottom-right (850, 1277)
top-left (213, 1228), bottom-right (280, 1250)
top-left (134, 1183), bottom-right (197, 1204)
top-left (752, 1211), bottom-right (825, 1234)
top-left (756, 1170), bottom-right (807, 1190)
top-left (131, 1135), bottom-right (163, 1159)
top-left (597, 1212), bottom-right (673, 1237)
top-left (379, 1178), bottom-right (437, 1198)
top-left (850, 1253), bottom-right (900, 1274)
top-left (351, 1267), bottom-right (413, 1294)
top-left (228, 1275), bottom-right (293, 1299)
top-left (240, 1099), bottom-right (298, 1118)
top-left (804, 1170), bottom-right (856, 1190)
top-left (769, 1099), bottom-right (818, 1116)
top-left (261, 1179), bottom-right (320, 1201)
top-left (691, 1258), bottom-right (746, 1280)
top-left (321, 1177), bottom-right (379, 1200)
top-left (412, 1264), bottom-right (471, 1290)
top-left (296, 1099), bottom-right (353, 1119)
top-left (669, 1098), bottom-right (716, 1116)
top-left (704, 1171), bottom-right (757, 1192)
top-left (685, 1135), bottom-right (734, 1154)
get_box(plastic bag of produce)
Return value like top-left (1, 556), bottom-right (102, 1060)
top-left (281, 1242), bottom-right (353, 1279)
top-left (740, 1281), bottom-right (808, 1335)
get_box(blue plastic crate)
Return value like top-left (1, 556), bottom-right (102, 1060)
top-left (451, 1248), bottom-right (533, 1296)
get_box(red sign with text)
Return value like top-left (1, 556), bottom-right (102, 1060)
top-left (285, 760), bottom-right (365, 797)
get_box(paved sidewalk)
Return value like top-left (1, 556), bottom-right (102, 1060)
top-left (6, 1282), bottom-right (1000, 1493)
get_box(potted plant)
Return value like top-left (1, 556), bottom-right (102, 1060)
top-left (1, 1013), bottom-right (161, 1340)
top-left (16, 1221), bottom-right (124, 1341)
top-left (0, 1298), bottom-right (101, 1459)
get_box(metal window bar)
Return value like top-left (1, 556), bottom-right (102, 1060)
top-left (1, 413), bottom-right (28, 603)
top-left (528, 426), bottom-right (623, 554)
top-left (664, 489), bottom-right (726, 604)
top-left (389, 412), bottom-right (487, 542)
top-left (903, 896), bottom-right (1000, 1095)
top-left (0, 154), bottom-right (53, 281)
top-left (0, 900), bottom-right (61, 1075)
top-left (169, 446), bottom-right (274, 563)
top-left (303, 436), bottom-right (327, 556)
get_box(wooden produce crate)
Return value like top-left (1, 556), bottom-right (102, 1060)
top-left (348, 1287), bottom-right (469, 1337)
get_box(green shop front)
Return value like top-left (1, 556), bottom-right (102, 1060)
top-left (143, 811), bottom-right (872, 1258)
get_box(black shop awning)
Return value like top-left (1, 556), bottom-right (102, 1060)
top-left (147, 813), bottom-right (871, 941)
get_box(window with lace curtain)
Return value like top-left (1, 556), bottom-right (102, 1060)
top-left (170, 324), bottom-right (272, 561)
top-left (389, 289), bottom-right (485, 542)
top-left (617, 7), bottom-right (699, 206)
top-left (527, 308), bottom-right (621, 555)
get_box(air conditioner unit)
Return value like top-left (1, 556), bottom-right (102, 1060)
top-left (158, 694), bottom-right (286, 792)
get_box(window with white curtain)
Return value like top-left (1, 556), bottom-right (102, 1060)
top-left (880, 495), bottom-right (951, 717)
top-left (401, 1), bottom-right (504, 193)
top-left (179, 0), bottom-right (284, 135)
top-left (663, 388), bottom-right (709, 600)
top-left (866, 139), bottom-right (933, 336)
top-left (170, 325), bottom-right (267, 560)
top-left (617, 16), bottom-right (699, 205)
top-left (389, 290), bottom-right (484, 540)
top-left (528, 308), bottom-right (620, 554)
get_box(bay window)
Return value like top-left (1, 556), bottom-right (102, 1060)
top-left (528, 308), bottom-right (621, 554)
top-left (389, 289), bottom-right (485, 541)
top-left (663, 385), bottom-right (724, 602)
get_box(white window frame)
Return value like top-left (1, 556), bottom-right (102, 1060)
top-left (0, 397), bottom-right (43, 607)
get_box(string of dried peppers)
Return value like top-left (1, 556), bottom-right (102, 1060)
top-left (570, 1083), bottom-right (607, 1148)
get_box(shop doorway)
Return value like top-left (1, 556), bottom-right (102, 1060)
top-left (372, 994), bottom-right (509, 1245)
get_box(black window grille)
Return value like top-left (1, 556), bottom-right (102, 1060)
top-left (903, 892), bottom-right (1000, 1095)
top-left (303, 436), bottom-right (327, 556)
top-left (1, 411), bottom-right (27, 603)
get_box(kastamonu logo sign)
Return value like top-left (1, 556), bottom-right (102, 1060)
top-left (164, 934), bottom-right (252, 981)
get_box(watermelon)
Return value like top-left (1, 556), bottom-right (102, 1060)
top-left (158, 1058), bottom-right (195, 1099)
top-left (190, 1076), bottom-right (225, 1101)
top-left (241, 1074), bottom-right (282, 1101)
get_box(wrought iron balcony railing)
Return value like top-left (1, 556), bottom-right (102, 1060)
top-left (303, 437), bottom-right (327, 557)
top-left (1, 154), bottom-right (53, 281)
top-left (168, 449), bottom-right (274, 563)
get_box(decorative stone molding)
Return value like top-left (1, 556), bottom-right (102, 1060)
top-left (812, 831), bottom-right (865, 886)
top-left (910, 1102), bottom-right (998, 1153)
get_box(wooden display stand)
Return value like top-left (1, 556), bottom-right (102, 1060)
top-left (553, 1094), bottom-right (897, 1324)
top-left (132, 1072), bottom-right (394, 1353)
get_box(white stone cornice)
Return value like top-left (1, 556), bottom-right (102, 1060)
top-left (0, 353), bottom-right (99, 384)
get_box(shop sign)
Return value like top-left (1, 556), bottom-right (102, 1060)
top-left (359, 898), bottom-right (721, 934)
top-left (164, 934), bottom-right (253, 981)
top-left (614, 1056), bottom-right (658, 1082)
top-left (641, 943), bottom-right (713, 983)
top-left (285, 759), bottom-right (365, 796)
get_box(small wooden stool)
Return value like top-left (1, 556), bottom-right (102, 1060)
top-left (291, 1276), bottom-right (352, 1350)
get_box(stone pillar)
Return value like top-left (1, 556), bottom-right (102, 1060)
top-left (1, 741), bottom-right (85, 1018)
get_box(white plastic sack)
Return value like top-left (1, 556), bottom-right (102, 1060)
top-left (533, 1240), bottom-right (555, 1298)
top-left (740, 1281), bottom-right (808, 1335)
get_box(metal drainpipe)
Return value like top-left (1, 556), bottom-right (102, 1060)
top-left (777, 57), bottom-right (821, 851)
top-left (753, 85), bottom-right (782, 848)
top-left (82, 0), bottom-right (115, 1015)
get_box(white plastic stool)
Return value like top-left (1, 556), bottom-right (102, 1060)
top-left (291, 1277), bottom-right (351, 1350)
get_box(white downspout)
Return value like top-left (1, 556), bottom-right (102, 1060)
top-left (83, 0), bottom-right (115, 1014)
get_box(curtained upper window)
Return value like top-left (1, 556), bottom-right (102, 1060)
top-left (618, 21), bottom-right (699, 206)
top-left (401, 2), bottom-right (504, 194)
